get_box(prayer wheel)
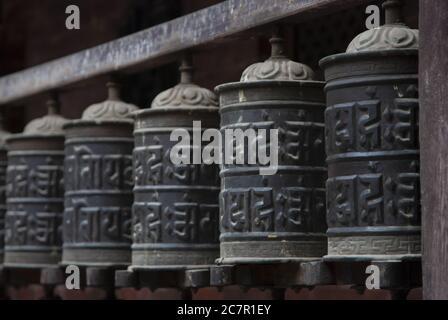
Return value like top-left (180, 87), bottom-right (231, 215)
top-left (62, 82), bottom-right (138, 267)
top-left (4, 97), bottom-right (67, 267)
top-left (216, 36), bottom-right (327, 263)
top-left (131, 58), bottom-right (220, 269)
top-left (320, 0), bottom-right (420, 261)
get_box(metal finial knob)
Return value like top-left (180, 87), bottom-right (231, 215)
top-left (151, 54), bottom-right (217, 108)
top-left (269, 25), bottom-right (286, 59)
top-left (345, 0), bottom-right (417, 53)
top-left (107, 81), bottom-right (121, 101)
top-left (383, 0), bottom-right (403, 25)
top-left (179, 55), bottom-right (194, 84)
top-left (23, 93), bottom-right (68, 135)
top-left (46, 94), bottom-right (60, 115)
top-left (269, 36), bottom-right (286, 59)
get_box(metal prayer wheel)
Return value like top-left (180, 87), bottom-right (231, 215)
top-left (320, 0), bottom-right (420, 261)
top-left (215, 36), bottom-right (327, 263)
top-left (132, 58), bottom-right (220, 269)
top-left (4, 98), bottom-right (67, 267)
top-left (62, 82), bottom-right (138, 267)
top-left (0, 116), bottom-right (10, 264)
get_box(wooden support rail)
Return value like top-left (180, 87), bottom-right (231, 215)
top-left (0, 0), bottom-right (365, 106)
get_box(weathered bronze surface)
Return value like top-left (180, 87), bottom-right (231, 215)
top-left (4, 98), bottom-right (67, 268)
top-left (0, 117), bottom-right (10, 264)
top-left (320, 0), bottom-right (420, 261)
top-left (131, 58), bottom-right (220, 269)
top-left (62, 82), bottom-right (138, 267)
top-left (216, 36), bottom-right (327, 264)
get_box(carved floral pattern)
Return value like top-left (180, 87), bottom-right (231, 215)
top-left (82, 100), bottom-right (138, 121)
top-left (24, 114), bottom-right (68, 135)
top-left (151, 83), bottom-right (218, 108)
top-left (347, 25), bottom-right (419, 53)
top-left (241, 58), bottom-right (315, 82)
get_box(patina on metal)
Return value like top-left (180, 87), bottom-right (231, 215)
top-left (62, 82), bottom-right (138, 267)
top-left (4, 97), bottom-right (67, 268)
top-left (0, 115), bottom-right (11, 264)
top-left (132, 57), bottom-right (220, 269)
top-left (320, 0), bottom-right (420, 261)
top-left (216, 35), bottom-right (327, 264)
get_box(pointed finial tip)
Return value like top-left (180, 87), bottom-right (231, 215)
top-left (106, 81), bottom-right (121, 100)
top-left (383, 0), bottom-right (403, 25)
top-left (179, 55), bottom-right (194, 84)
top-left (382, 0), bottom-right (402, 9)
top-left (46, 94), bottom-right (60, 115)
top-left (269, 36), bottom-right (286, 58)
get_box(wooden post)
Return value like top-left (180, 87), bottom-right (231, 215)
top-left (420, 0), bottom-right (448, 300)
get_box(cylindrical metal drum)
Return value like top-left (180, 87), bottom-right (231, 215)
top-left (62, 82), bottom-right (138, 267)
top-left (215, 37), bottom-right (327, 264)
top-left (0, 117), bottom-right (10, 264)
top-left (4, 98), bottom-right (67, 268)
top-left (320, 0), bottom-right (420, 261)
top-left (131, 58), bottom-right (220, 269)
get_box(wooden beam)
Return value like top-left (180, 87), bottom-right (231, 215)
top-left (420, 0), bottom-right (448, 300)
top-left (0, 0), bottom-right (364, 106)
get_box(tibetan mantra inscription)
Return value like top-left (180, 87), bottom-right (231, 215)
top-left (216, 36), bottom-right (327, 263)
top-left (4, 98), bottom-right (67, 267)
top-left (131, 58), bottom-right (220, 268)
top-left (62, 82), bottom-right (137, 267)
top-left (63, 145), bottom-right (133, 246)
top-left (132, 122), bottom-right (220, 266)
top-left (320, 0), bottom-right (420, 260)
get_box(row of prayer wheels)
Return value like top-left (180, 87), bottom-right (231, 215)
top-left (0, 0), bottom-right (420, 270)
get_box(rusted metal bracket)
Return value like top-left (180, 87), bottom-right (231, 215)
top-left (115, 261), bottom-right (334, 290)
top-left (2, 265), bottom-right (126, 299)
top-left (1, 266), bottom-right (64, 299)
top-left (210, 261), bottom-right (334, 289)
top-left (115, 259), bottom-right (421, 300)
top-left (115, 267), bottom-right (211, 291)
top-left (0, 259), bottom-right (422, 299)
top-left (329, 259), bottom-right (422, 290)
